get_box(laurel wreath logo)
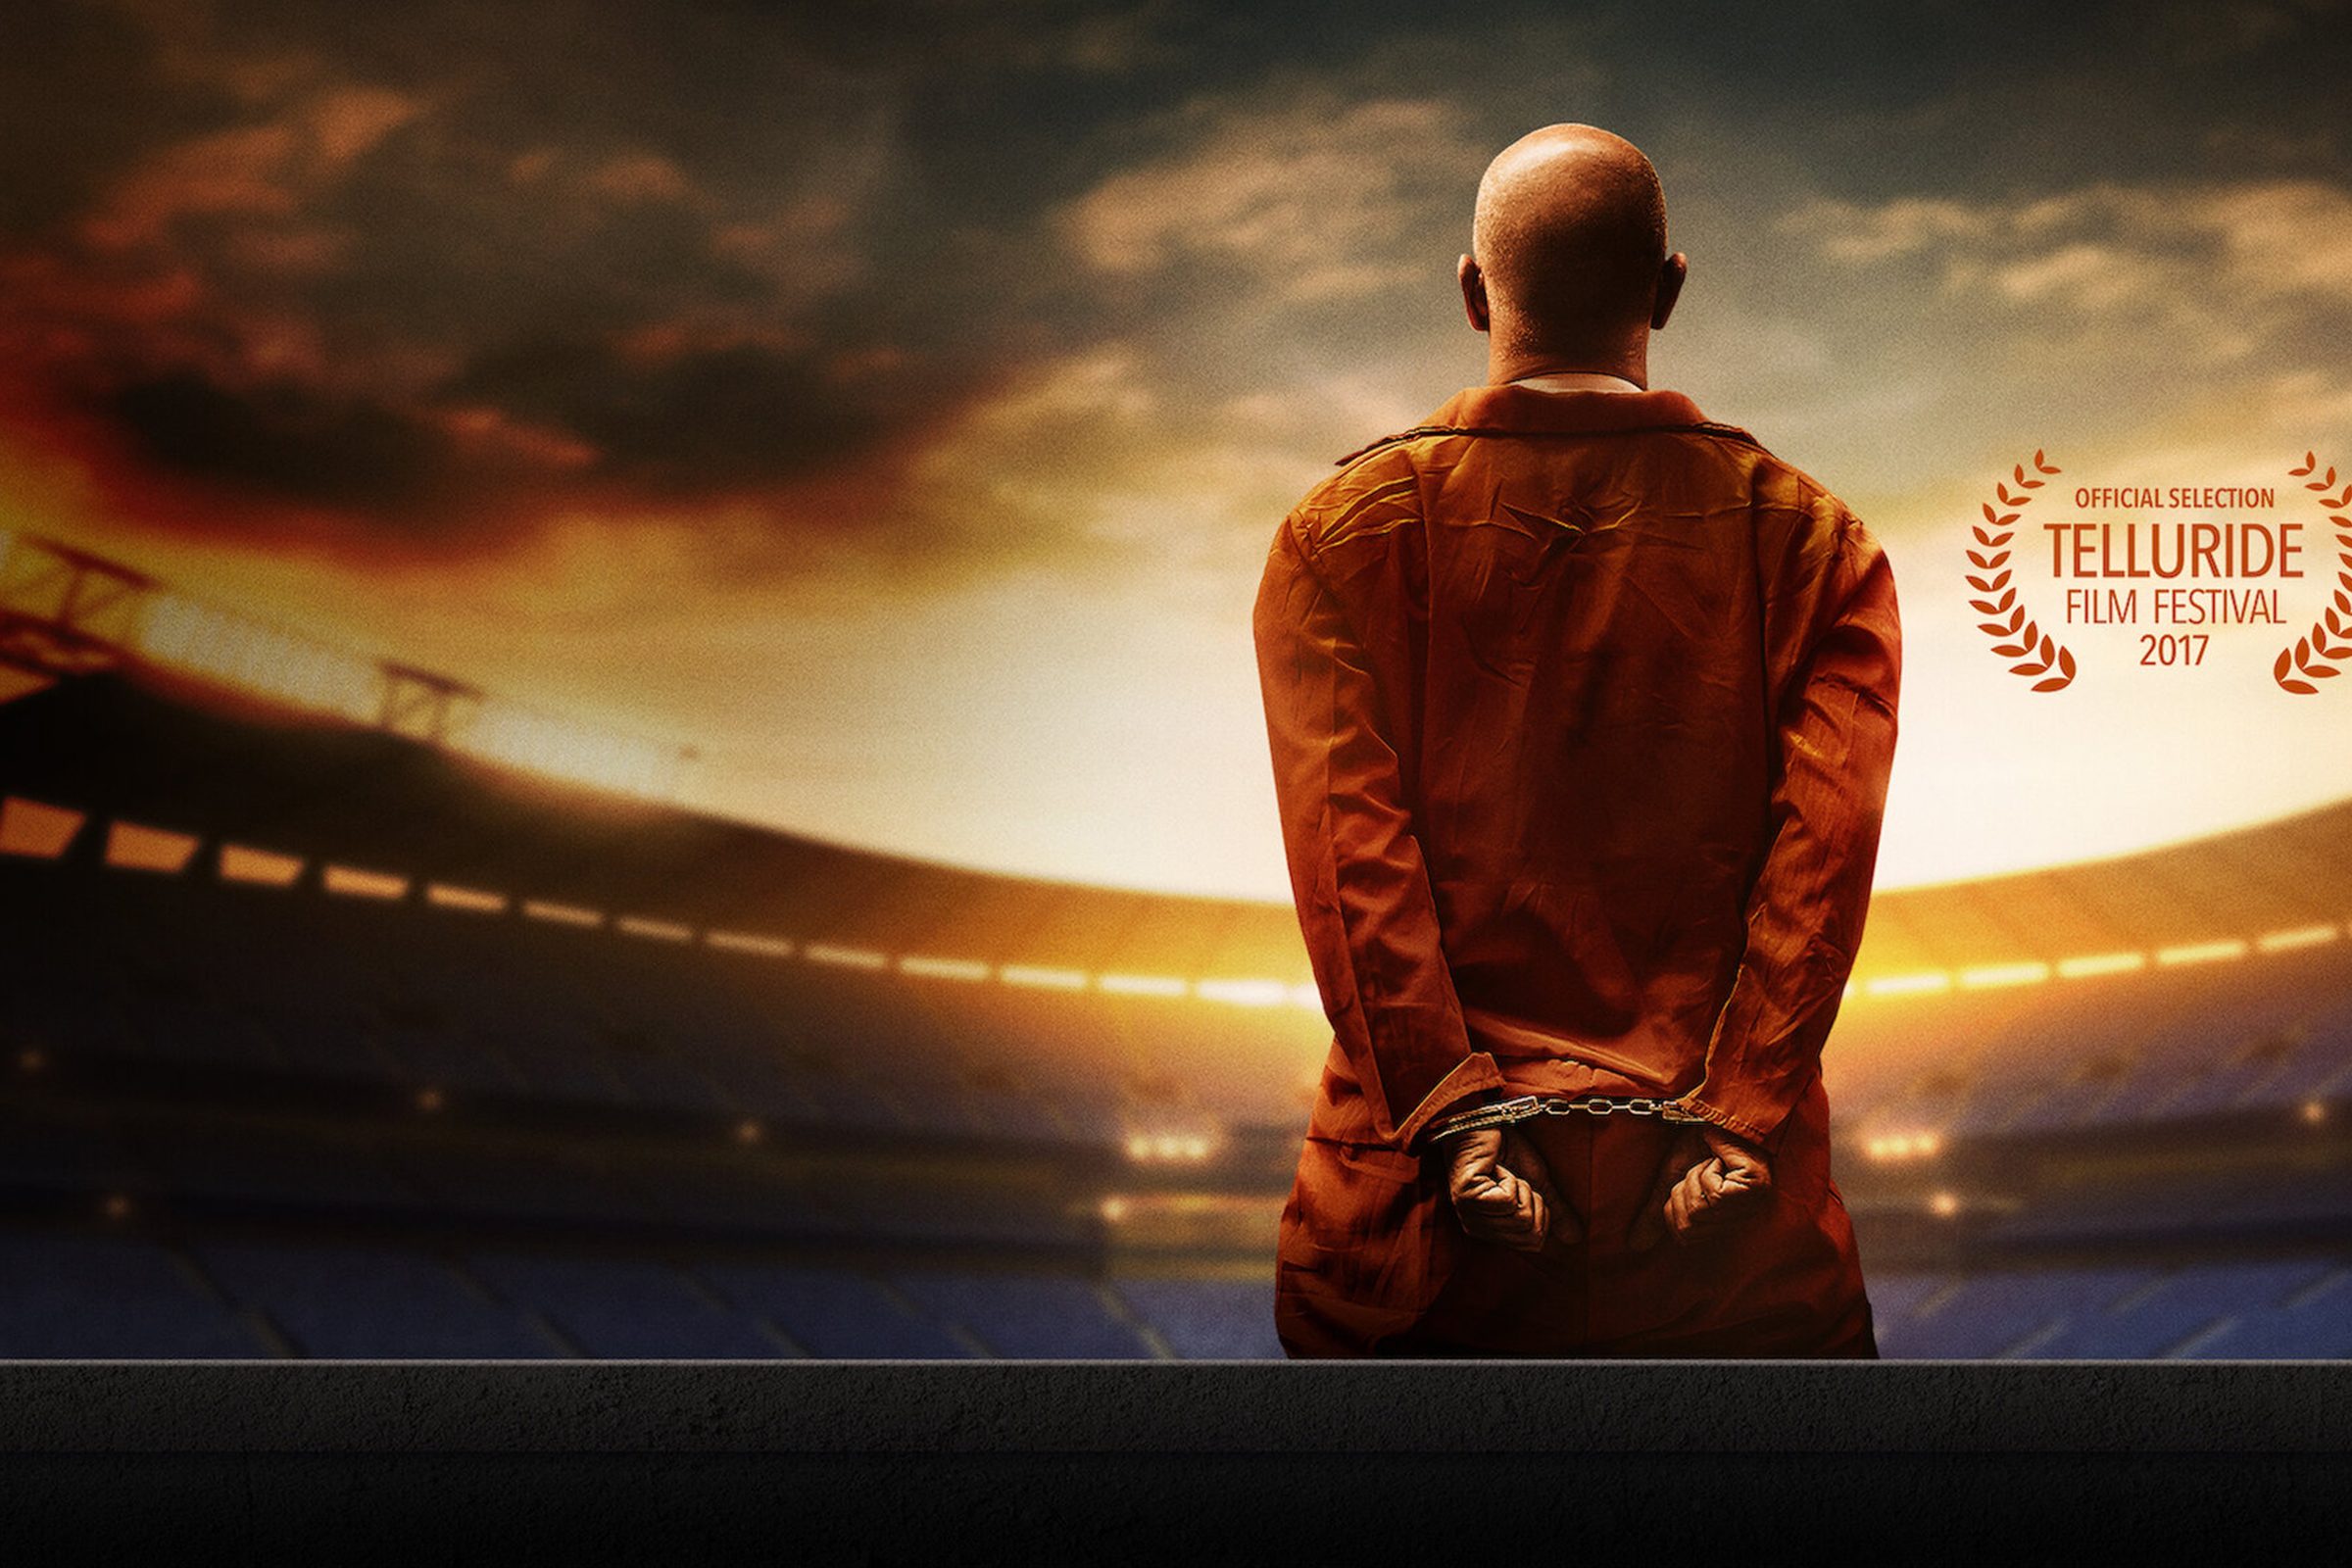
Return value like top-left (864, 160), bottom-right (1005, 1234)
top-left (2273, 452), bottom-right (2352, 695)
top-left (1966, 449), bottom-right (2078, 692)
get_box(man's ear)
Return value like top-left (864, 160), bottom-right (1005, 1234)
top-left (1650, 251), bottom-right (1689, 332)
top-left (1457, 253), bottom-right (1491, 334)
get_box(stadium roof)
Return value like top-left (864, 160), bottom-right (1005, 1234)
top-left (3, 660), bottom-right (2349, 992)
top-left (4, 525), bottom-right (2348, 992)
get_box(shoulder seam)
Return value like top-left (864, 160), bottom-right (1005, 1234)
top-left (1332, 420), bottom-right (1771, 467)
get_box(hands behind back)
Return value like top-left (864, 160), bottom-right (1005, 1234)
top-left (1444, 1126), bottom-right (1584, 1250)
top-left (1631, 1123), bottom-right (1774, 1250)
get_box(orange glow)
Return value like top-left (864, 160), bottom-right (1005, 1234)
top-left (104, 820), bottom-right (199, 873)
top-left (1958, 961), bottom-right (2050, 990)
top-left (1001, 963), bottom-right (1088, 990)
top-left (425, 882), bottom-right (507, 912)
top-left (804, 942), bottom-right (887, 969)
top-left (220, 843), bottom-right (304, 886)
top-left (138, 592), bottom-right (376, 721)
top-left (2157, 939), bottom-right (2250, 966)
top-left (1099, 972), bottom-right (1187, 997)
top-left (322, 863), bottom-right (408, 900)
top-left (2258, 923), bottom-right (2341, 953)
top-left (458, 704), bottom-right (683, 802)
top-left (616, 914), bottom-right (693, 942)
top-left (1193, 978), bottom-right (1288, 1007)
top-left (707, 930), bottom-right (794, 957)
top-left (899, 954), bottom-right (990, 981)
top-left (0, 797), bottom-right (84, 858)
top-left (2056, 952), bottom-right (2147, 979)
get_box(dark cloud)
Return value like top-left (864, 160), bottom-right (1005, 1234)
top-left (449, 332), bottom-right (943, 496)
top-left (103, 370), bottom-right (463, 516)
top-left (3, 0), bottom-right (2351, 572)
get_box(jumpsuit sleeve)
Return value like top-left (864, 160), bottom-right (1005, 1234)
top-left (1251, 514), bottom-right (1505, 1151)
top-left (1678, 513), bottom-right (1903, 1146)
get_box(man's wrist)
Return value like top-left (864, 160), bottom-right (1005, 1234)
top-left (1411, 1089), bottom-right (1514, 1152)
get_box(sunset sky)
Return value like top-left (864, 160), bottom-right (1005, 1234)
top-left (4, 0), bottom-right (2351, 900)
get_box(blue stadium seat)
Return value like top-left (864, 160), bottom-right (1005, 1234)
top-left (1111, 1277), bottom-right (1283, 1359)
top-left (466, 1251), bottom-right (786, 1357)
top-left (0, 1232), bottom-right (263, 1357)
top-left (1876, 1268), bottom-right (2156, 1358)
top-left (194, 1241), bottom-right (559, 1358)
top-left (693, 1263), bottom-right (976, 1357)
top-left (1859, 1271), bottom-right (1951, 1330)
top-left (891, 1269), bottom-right (1159, 1358)
top-left (2165, 1263), bottom-right (2351, 1358)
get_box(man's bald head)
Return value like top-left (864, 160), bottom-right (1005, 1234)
top-left (1458, 123), bottom-right (1686, 380)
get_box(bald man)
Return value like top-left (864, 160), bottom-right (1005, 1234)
top-left (1252, 124), bottom-right (1901, 1357)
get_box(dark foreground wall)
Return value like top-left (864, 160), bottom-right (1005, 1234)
top-left (0, 1363), bottom-right (2345, 1562)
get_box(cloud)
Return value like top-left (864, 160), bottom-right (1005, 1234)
top-left (1780, 175), bottom-right (2352, 384)
top-left (1793, 177), bottom-right (2352, 308)
top-left (1055, 93), bottom-right (1486, 301)
top-left (0, 0), bottom-right (978, 559)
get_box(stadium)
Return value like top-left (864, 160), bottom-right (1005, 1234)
top-left (2, 528), bottom-right (2348, 1361)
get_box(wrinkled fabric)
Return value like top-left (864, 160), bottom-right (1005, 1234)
top-left (1251, 383), bottom-right (1901, 1355)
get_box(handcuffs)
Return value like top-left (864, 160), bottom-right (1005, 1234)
top-left (1424, 1091), bottom-right (1711, 1144)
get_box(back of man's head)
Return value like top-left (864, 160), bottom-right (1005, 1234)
top-left (1468, 124), bottom-right (1675, 365)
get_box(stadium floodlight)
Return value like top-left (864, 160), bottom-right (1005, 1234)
top-left (2056, 951), bottom-right (2146, 978)
top-left (1000, 964), bottom-right (1088, 990)
top-left (219, 844), bottom-right (304, 886)
top-left (1863, 970), bottom-right (1953, 998)
top-left (1098, 972), bottom-right (1188, 998)
top-left (1125, 1130), bottom-right (1218, 1164)
top-left (1958, 961), bottom-right (2051, 990)
top-left (804, 942), bottom-right (888, 969)
top-left (1864, 1131), bottom-right (1944, 1162)
top-left (2156, 938), bottom-right (2249, 967)
top-left (21, 528), bottom-right (703, 805)
top-left (322, 864), bottom-right (409, 900)
top-left (3, 535), bottom-right (155, 671)
top-left (1193, 978), bottom-right (1289, 1007)
top-left (426, 883), bottom-right (508, 913)
top-left (2257, 923), bottom-right (2340, 953)
top-left (102, 820), bottom-right (200, 874)
top-left (617, 915), bottom-right (694, 943)
top-left (707, 930), bottom-right (795, 958)
top-left (900, 955), bottom-right (991, 982)
top-left (522, 899), bottom-right (604, 927)
top-left (0, 797), bottom-right (85, 859)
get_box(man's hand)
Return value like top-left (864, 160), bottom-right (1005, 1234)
top-left (1444, 1126), bottom-right (1581, 1250)
top-left (1630, 1124), bottom-right (1774, 1250)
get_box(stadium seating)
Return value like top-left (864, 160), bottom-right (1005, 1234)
top-left (3, 647), bottom-right (2350, 1359)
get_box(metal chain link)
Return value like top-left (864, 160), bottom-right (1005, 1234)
top-left (1425, 1092), bottom-right (1710, 1143)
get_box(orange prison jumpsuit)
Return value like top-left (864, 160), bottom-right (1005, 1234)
top-left (1250, 383), bottom-right (1901, 1357)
